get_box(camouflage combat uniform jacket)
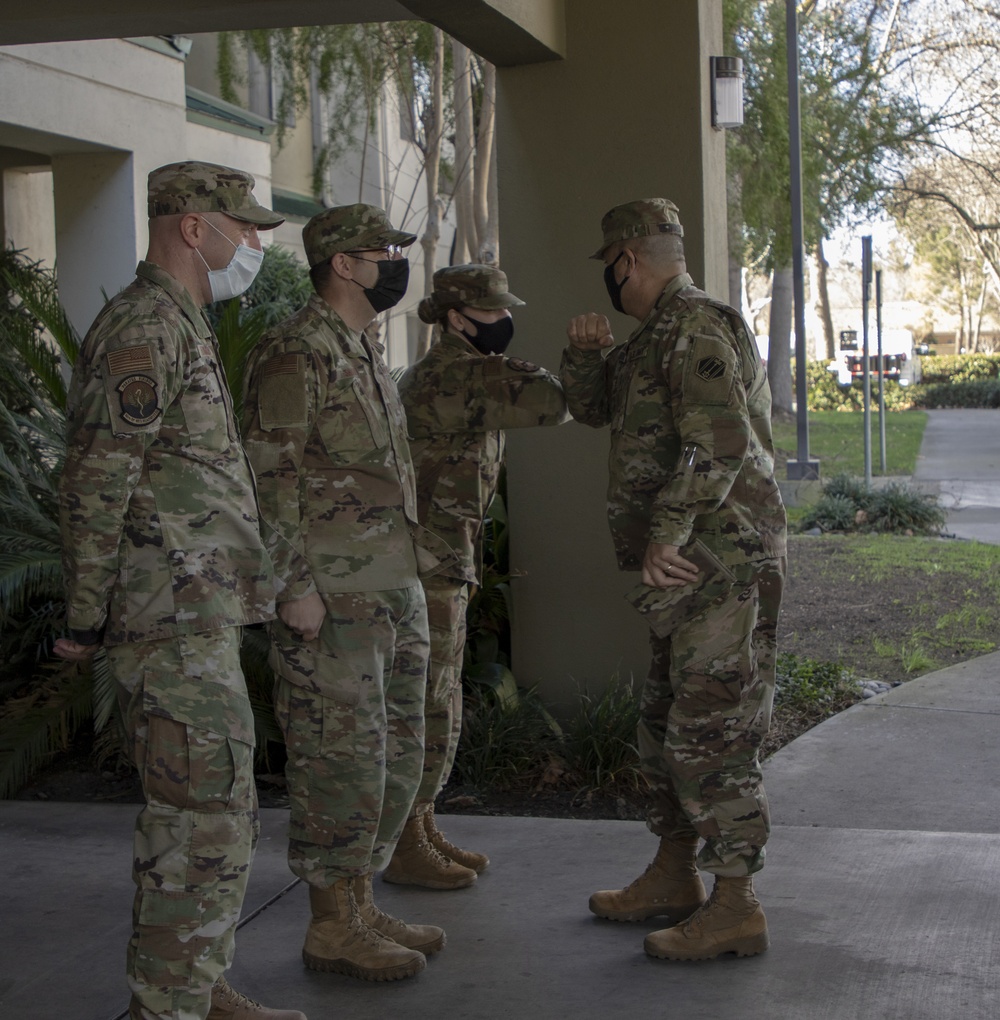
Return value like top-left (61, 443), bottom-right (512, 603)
top-left (243, 292), bottom-right (437, 596)
top-left (560, 273), bottom-right (786, 569)
top-left (59, 260), bottom-right (276, 648)
top-left (398, 332), bottom-right (569, 584)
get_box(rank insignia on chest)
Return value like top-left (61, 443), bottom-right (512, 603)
top-left (117, 374), bottom-right (161, 426)
top-left (696, 355), bottom-right (727, 381)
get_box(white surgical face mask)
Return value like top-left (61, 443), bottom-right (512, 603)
top-left (197, 217), bottom-right (264, 302)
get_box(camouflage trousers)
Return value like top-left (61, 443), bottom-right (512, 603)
top-left (638, 557), bottom-right (785, 878)
top-left (407, 579), bottom-right (469, 816)
top-left (106, 628), bottom-right (259, 1020)
top-left (271, 585), bottom-right (428, 885)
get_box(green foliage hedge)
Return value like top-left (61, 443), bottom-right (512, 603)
top-left (805, 361), bottom-right (917, 411)
top-left (918, 354), bottom-right (1000, 385)
top-left (805, 355), bottom-right (1000, 411)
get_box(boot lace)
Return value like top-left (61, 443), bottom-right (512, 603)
top-left (347, 910), bottom-right (389, 948)
top-left (212, 976), bottom-right (262, 1010)
top-left (621, 859), bottom-right (661, 895)
top-left (417, 829), bottom-right (462, 871)
top-left (346, 885), bottom-right (391, 947)
top-left (367, 900), bottom-right (406, 937)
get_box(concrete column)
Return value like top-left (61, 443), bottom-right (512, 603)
top-left (3, 166), bottom-right (57, 267)
top-left (52, 150), bottom-right (139, 334)
top-left (497, 0), bottom-right (726, 712)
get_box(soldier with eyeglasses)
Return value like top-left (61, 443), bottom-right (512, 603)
top-left (243, 204), bottom-right (454, 983)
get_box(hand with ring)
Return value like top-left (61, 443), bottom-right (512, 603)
top-left (642, 542), bottom-right (700, 588)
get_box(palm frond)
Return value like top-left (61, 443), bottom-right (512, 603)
top-left (90, 651), bottom-right (117, 734)
top-left (0, 664), bottom-right (93, 798)
top-left (216, 300), bottom-right (271, 424)
top-left (0, 247), bottom-right (81, 369)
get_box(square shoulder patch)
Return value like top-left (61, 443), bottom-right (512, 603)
top-left (258, 352), bottom-right (308, 430)
top-left (683, 336), bottom-right (737, 405)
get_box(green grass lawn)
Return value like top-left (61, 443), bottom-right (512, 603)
top-left (772, 410), bottom-right (928, 478)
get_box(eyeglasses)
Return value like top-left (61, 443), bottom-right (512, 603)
top-left (346, 245), bottom-right (404, 260)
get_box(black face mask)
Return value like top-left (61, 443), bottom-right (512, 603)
top-left (604, 251), bottom-right (630, 314)
top-left (460, 313), bottom-right (515, 356)
top-left (353, 257), bottom-right (410, 313)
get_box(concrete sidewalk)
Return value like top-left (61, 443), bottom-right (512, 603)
top-left (913, 408), bottom-right (1000, 541)
top-left (3, 409), bottom-right (999, 1020)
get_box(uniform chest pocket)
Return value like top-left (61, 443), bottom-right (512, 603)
top-left (181, 343), bottom-right (235, 450)
top-left (317, 375), bottom-right (389, 462)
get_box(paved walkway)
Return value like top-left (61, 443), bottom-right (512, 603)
top-left (2, 408), bottom-right (999, 1020)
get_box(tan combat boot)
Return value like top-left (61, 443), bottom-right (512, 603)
top-left (302, 879), bottom-right (426, 981)
top-left (589, 835), bottom-right (707, 922)
top-left (207, 976), bottom-right (307, 1020)
top-left (382, 815), bottom-right (477, 890)
top-left (643, 875), bottom-right (769, 961)
top-left (424, 808), bottom-right (490, 874)
top-left (353, 872), bottom-right (446, 955)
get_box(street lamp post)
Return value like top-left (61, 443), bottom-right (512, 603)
top-left (785, 0), bottom-right (820, 482)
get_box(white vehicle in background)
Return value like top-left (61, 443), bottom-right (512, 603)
top-left (828, 327), bottom-right (923, 387)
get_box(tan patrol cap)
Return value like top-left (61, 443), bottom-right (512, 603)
top-left (590, 197), bottom-right (684, 259)
top-left (147, 161), bottom-right (284, 228)
top-left (303, 203), bottom-right (417, 267)
top-left (417, 264), bottom-right (524, 323)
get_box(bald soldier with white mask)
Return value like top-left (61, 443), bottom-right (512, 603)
top-left (55, 161), bottom-right (307, 1020)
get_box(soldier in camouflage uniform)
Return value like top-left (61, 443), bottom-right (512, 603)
top-left (387, 265), bottom-right (569, 889)
top-left (54, 162), bottom-right (307, 1020)
top-left (242, 204), bottom-right (449, 983)
top-left (561, 199), bottom-right (787, 962)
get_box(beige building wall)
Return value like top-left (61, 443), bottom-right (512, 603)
top-left (0, 37), bottom-right (276, 332)
top-left (498, 0), bottom-right (728, 711)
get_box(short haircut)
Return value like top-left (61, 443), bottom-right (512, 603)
top-left (632, 232), bottom-right (686, 267)
top-left (309, 258), bottom-right (335, 293)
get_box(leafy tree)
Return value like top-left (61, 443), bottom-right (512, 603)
top-left (725, 0), bottom-right (933, 411)
top-left (217, 23), bottom-right (499, 356)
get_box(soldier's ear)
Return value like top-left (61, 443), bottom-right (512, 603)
top-left (178, 213), bottom-right (206, 249)
top-left (330, 252), bottom-right (354, 280)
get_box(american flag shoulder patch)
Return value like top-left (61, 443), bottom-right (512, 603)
top-left (106, 345), bottom-right (154, 376)
top-left (264, 353), bottom-right (304, 376)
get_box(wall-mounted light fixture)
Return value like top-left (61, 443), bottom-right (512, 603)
top-left (710, 56), bottom-right (744, 129)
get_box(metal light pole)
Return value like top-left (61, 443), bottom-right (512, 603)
top-left (876, 268), bottom-right (886, 473)
top-left (785, 0), bottom-right (819, 481)
top-left (861, 235), bottom-right (873, 485)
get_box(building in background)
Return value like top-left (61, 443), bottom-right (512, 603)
top-left (0, 32), bottom-right (450, 368)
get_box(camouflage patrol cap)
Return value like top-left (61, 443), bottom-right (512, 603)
top-left (417, 264), bottom-right (525, 324)
top-left (303, 203), bottom-right (417, 267)
top-left (590, 198), bottom-right (684, 259)
top-left (147, 161), bottom-right (284, 228)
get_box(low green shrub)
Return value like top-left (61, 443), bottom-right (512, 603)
top-left (807, 493), bottom-right (859, 532)
top-left (867, 482), bottom-right (947, 534)
top-left (560, 676), bottom-right (644, 793)
top-left (454, 681), bottom-right (560, 791)
top-left (801, 473), bottom-right (945, 535)
top-left (773, 653), bottom-right (860, 712)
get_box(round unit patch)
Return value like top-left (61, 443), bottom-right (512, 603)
top-left (117, 374), bottom-right (161, 426)
top-left (506, 358), bottom-right (539, 373)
